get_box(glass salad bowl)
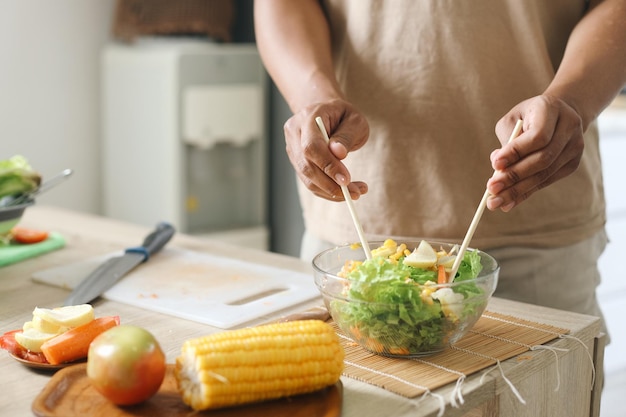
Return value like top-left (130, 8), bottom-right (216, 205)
top-left (0, 199), bottom-right (34, 237)
top-left (312, 240), bottom-right (499, 357)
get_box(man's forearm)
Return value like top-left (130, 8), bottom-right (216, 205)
top-left (254, 0), bottom-right (343, 112)
top-left (544, 0), bottom-right (626, 130)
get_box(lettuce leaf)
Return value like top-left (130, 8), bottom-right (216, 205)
top-left (0, 155), bottom-right (41, 200)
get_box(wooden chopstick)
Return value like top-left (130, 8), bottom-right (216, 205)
top-left (447, 119), bottom-right (524, 282)
top-left (315, 117), bottom-right (372, 260)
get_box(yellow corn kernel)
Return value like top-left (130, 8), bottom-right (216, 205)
top-left (389, 243), bottom-right (406, 261)
top-left (175, 320), bottom-right (344, 411)
top-left (420, 284), bottom-right (437, 304)
top-left (338, 260), bottom-right (362, 277)
top-left (371, 239), bottom-right (397, 258)
top-left (383, 238), bottom-right (396, 247)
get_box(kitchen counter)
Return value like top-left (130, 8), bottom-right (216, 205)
top-left (0, 206), bottom-right (604, 417)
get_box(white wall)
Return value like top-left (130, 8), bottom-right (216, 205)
top-left (596, 102), bottom-right (626, 384)
top-left (0, 0), bottom-right (116, 213)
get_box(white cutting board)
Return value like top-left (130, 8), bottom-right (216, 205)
top-left (32, 247), bottom-right (321, 329)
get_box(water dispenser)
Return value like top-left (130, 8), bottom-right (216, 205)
top-left (102, 38), bottom-right (268, 249)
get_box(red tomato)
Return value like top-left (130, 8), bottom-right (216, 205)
top-left (11, 227), bottom-right (49, 244)
top-left (87, 325), bottom-right (166, 405)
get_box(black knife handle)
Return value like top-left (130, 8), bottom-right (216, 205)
top-left (125, 222), bottom-right (176, 262)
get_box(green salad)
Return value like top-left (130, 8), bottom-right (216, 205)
top-left (331, 240), bottom-right (488, 355)
top-left (0, 155), bottom-right (41, 201)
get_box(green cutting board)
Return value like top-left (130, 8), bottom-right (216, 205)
top-left (0, 232), bottom-right (65, 267)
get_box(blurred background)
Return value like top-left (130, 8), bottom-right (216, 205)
top-left (0, 2), bottom-right (624, 415)
top-left (0, 0), bottom-right (303, 256)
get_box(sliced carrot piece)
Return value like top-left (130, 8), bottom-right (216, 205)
top-left (350, 325), bottom-right (362, 340)
top-left (388, 347), bottom-right (411, 355)
top-left (437, 264), bottom-right (447, 284)
top-left (11, 227), bottom-right (49, 244)
top-left (364, 337), bottom-right (385, 353)
top-left (40, 316), bottom-right (120, 365)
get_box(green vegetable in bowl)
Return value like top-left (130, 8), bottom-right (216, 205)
top-left (330, 240), bottom-right (489, 355)
top-left (0, 155), bottom-right (41, 200)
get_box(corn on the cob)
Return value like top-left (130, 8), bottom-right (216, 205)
top-left (175, 319), bottom-right (344, 411)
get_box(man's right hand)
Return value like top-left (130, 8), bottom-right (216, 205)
top-left (283, 98), bottom-right (370, 201)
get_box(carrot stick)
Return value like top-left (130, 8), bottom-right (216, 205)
top-left (437, 264), bottom-right (447, 284)
top-left (40, 316), bottom-right (120, 365)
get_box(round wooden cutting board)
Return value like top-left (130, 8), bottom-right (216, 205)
top-left (32, 363), bottom-right (343, 417)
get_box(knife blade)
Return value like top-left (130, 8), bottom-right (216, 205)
top-left (64, 222), bottom-right (175, 306)
top-left (273, 306), bottom-right (330, 324)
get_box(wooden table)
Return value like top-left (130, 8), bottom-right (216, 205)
top-left (0, 206), bottom-right (605, 417)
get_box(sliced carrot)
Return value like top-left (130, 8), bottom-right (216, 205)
top-left (40, 316), bottom-right (120, 365)
top-left (388, 347), bottom-right (411, 355)
top-left (11, 227), bottom-right (49, 244)
top-left (350, 325), bottom-right (362, 340)
top-left (437, 264), bottom-right (447, 284)
top-left (364, 337), bottom-right (385, 353)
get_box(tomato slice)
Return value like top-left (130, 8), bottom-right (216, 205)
top-left (11, 227), bottom-right (49, 244)
top-left (0, 330), bottom-right (20, 351)
top-left (0, 330), bottom-right (48, 363)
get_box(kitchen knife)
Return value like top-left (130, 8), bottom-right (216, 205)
top-left (64, 222), bottom-right (175, 306)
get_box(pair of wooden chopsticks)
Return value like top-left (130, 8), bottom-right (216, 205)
top-left (314, 116), bottom-right (523, 270)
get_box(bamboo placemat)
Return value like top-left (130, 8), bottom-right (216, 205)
top-left (335, 311), bottom-right (569, 398)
